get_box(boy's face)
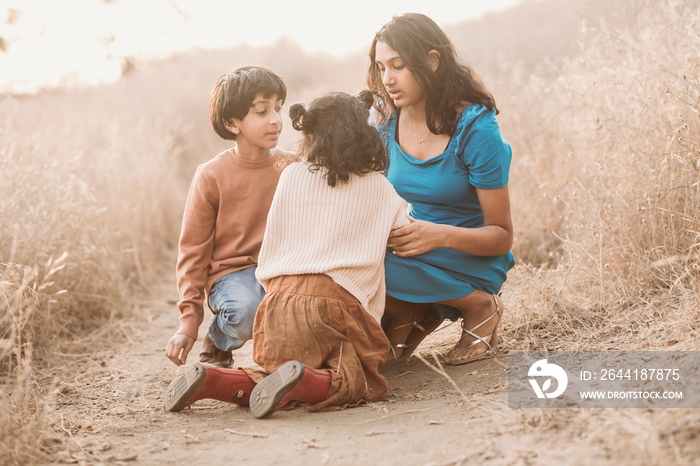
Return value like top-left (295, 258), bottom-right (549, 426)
top-left (225, 93), bottom-right (284, 151)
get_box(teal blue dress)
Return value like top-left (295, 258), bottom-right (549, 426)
top-left (379, 104), bottom-right (515, 321)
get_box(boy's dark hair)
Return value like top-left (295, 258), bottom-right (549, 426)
top-left (209, 66), bottom-right (287, 140)
top-left (289, 90), bottom-right (387, 187)
top-left (367, 13), bottom-right (497, 136)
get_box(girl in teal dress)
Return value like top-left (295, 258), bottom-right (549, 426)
top-left (367, 13), bottom-right (515, 366)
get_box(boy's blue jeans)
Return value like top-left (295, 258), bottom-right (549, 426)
top-left (207, 266), bottom-right (264, 352)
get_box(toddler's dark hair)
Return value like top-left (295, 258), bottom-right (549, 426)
top-left (289, 90), bottom-right (387, 187)
top-left (209, 66), bottom-right (287, 140)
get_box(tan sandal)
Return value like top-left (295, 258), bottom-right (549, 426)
top-left (445, 294), bottom-right (501, 366)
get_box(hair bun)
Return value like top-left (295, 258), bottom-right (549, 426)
top-left (289, 103), bottom-right (306, 131)
top-left (357, 90), bottom-right (374, 110)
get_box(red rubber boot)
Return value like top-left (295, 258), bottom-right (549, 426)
top-left (249, 360), bottom-right (331, 419)
top-left (165, 364), bottom-right (256, 412)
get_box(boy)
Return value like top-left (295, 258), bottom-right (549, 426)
top-left (165, 66), bottom-right (292, 368)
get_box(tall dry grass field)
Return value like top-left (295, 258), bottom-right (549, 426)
top-left (409, 0), bottom-right (700, 461)
top-left (472, 0), bottom-right (699, 461)
top-left (496, 0), bottom-right (700, 352)
top-left (1, 0), bottom-right (699, 463)
top-left (0, 80), bottom-right (190, 461)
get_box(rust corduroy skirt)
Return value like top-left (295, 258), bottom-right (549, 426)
top-left (242, 274), bottom-right (390, 411)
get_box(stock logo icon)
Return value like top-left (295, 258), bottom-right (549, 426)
top-left (528, 359), bottom-right (568, 399)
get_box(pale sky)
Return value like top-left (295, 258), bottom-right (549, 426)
top-left (0, 0), bottom-right (522, 94)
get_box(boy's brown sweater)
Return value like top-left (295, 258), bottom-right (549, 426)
top-left (175, 148), bottom-right (291, 340)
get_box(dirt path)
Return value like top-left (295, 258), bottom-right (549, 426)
top-left (53, 278), bottom-right (603, 466)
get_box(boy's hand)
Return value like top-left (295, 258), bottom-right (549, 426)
top-left (166, 333), bottom-right (196, 366)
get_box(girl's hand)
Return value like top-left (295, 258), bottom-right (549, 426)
top-left (165, 333), bottom-right (196, 366)
top-left (389, 218), bottom-right (445, 257)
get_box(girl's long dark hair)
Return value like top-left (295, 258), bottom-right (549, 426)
top-left (289, 90), bottom-right (388, 187)
top-left (367, 13), bottom-right (497, 136)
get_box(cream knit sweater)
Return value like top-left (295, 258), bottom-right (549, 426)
top-left (255, 161), bottom-right (410, 322)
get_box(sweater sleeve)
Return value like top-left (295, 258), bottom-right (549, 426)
top-left (175, 167), bottom-right (217, 340)
top-left (254, 163), bottom-right (293, 290)
top-left (387, 182), bottom-right (411, 248)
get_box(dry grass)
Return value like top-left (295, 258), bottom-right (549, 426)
top-left (414, 1), bottom-right (700, 463)
top-left (0, 75), bottom-right (190, 463)
top-left (496, 0), bottom-right (700, 351)
top-left (1, 0), bottom-right (699, 463)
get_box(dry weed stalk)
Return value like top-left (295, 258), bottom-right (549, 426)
top-left (0, 352), bottom-right (61, 465)
top-left (415, 352), bottom-right (475, 408)
top-left (0, 257), bottom-right (67, 464)
top-left (1, 254), bottom-right (67, 372)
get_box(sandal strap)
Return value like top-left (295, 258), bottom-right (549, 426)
top-left (459, 294), bottom-right (501, 352)
top-left (386, 315), bottom-right (426, 333)
top-left (387, 312), bottom-right (425, 361)
top-left (389, 343), bottom-right (411, 360)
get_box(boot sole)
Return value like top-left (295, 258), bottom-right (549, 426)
top-left (250, 360), bottom-right (305, 419)
top-left (164, 363), bottom-right (208, 412)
